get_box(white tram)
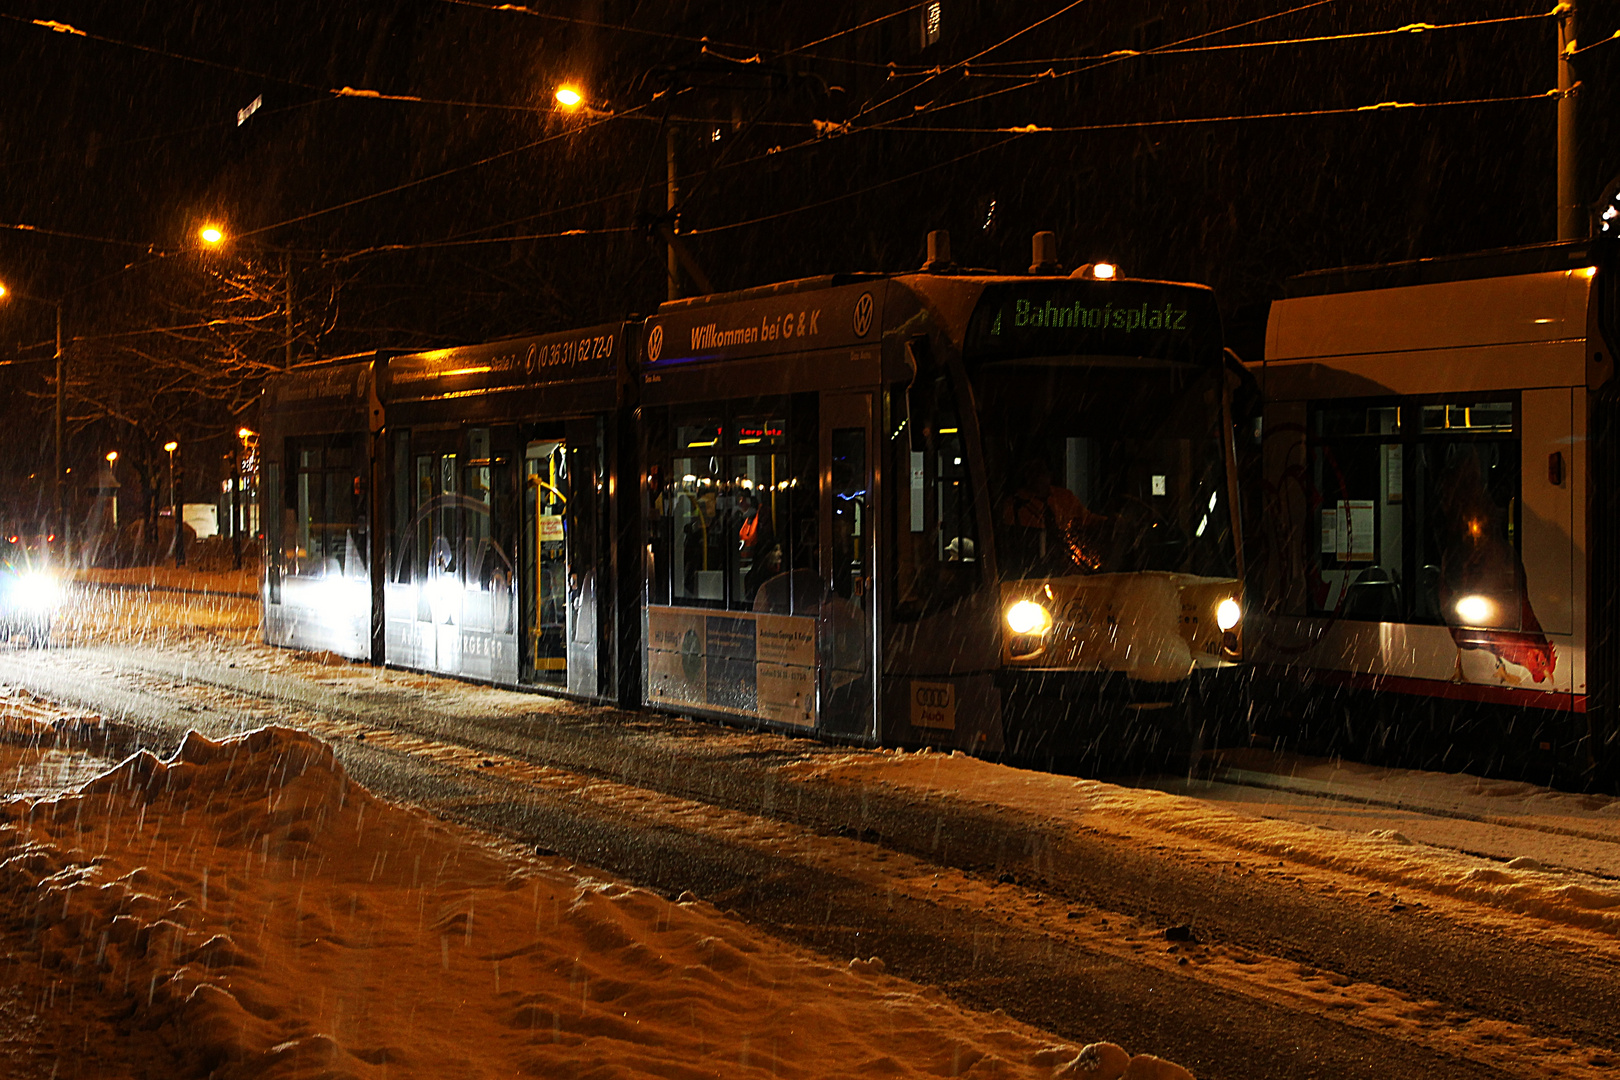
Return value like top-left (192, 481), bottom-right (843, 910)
top-left (1250, 240), bottom-right (1615, 785)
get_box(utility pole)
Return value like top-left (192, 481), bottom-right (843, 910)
top-left (1557, 1), bottom-right (1582, 240)
top-left (53, 304), bottom-right (65, 561)
top-left (666, 124), bottom-right (681, 301)
top-left (283, 250), bottom-right (296, 369)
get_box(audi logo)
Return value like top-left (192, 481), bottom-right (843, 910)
top-left (913, 686), bottom-right (953, 707)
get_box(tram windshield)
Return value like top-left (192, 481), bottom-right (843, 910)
top-left (974, 357), bottom-right (1237, 580)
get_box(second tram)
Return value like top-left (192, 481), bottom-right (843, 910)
top-left (1249, 239), bottom-right (1617, 786)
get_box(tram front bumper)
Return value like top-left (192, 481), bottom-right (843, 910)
top-left (994, 666), bottom-right (1234, 769)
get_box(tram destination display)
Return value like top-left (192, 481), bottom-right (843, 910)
top-left (966, 281), bottom-right (1221, 365)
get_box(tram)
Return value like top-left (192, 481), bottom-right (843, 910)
top-left (260, 356), bottom-right (382, 660)
top-left (259, 231), bottom-right (1246, 764)
top-left (1248, 238), bottom-right (1617, 786)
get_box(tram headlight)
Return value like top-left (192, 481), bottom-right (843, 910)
top-left (1005, 600), bottom-right (1053, 636)
top-left (1455, 594), bottom-right (1495, 626)
top-left (1215, 597), bottom-right (1241, 632)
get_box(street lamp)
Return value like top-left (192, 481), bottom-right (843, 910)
top-left (554, 85), bottom-right (583, 110)
top-left (164, 441), bottom-right (180, 566)
top-left (197, 221), bottom-right (297, 368)
top-left (0, 282), bottom-right (67, 560)
top-left (232, 427), bottom-right (256, 570)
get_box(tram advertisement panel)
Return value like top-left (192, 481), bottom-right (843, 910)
top-left (643, 281), bottom-right (882, 368)
top-left (384, 324), bottom-right (618, 401)
top-left (646, 606), bottom-right (816, 727)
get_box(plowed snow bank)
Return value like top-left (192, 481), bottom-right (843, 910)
top-left (0, 726), bottom-right (1181, 1079)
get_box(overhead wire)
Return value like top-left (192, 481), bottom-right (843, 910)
top-left (4, 12), bottom-right (585, 114)
top-left (859, 0), bottom-right (1346, 128)
top-left (889, 89), bottom-right (1559, 135)
top-left (0, 98), bottom-right (332, 171)
top-left (431, 0), bottom-right (752, 49)
top-left (238, 104), bottom-right (652, 238)
top-left (860, 1), bottom-right (1560, 132)
top-left (683, 135), bottom-right (1023, 237)
top-left (434, 0), bottom-right (915, 70)
top-left (780, 2), bottom-right (932, 57)
top-left (847, 0), bottom-right (1094, 125)
top-left (0, 221), bottom-right (154, 250)
top-left (894, 9), bottom-right (1554, 72)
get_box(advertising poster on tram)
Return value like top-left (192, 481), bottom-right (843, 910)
top-left (646, 607), bottom-right (816, 728)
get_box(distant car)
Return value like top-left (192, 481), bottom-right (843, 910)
top-left (0, 535), bottom-right (60, 646)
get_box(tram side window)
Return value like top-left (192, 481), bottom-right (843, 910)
top-left (1306, 399), bottom-right (1519, 625)
top-left (893, 377), bottom-right (980, 622)
top-left (287, 436), bottom-right (366, 578)
top-left (662, 398), bottom-right (814, 614)
top-left (389, 427), bottom-right (514, 591)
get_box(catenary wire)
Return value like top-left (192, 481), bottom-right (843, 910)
top-left (889, 89), bottom-right (1559, 135)
top-left (238, 105), bottom-right (651, 238)
top-left (904, 9), bottom-right (1555, 72)
top-left (860, 0), bottom-right (1345, 126)
top-left (860, 1), bottom-right (1552, 129)
top-left (848, 0), bottom-right (1094, 124)
top-left (4, 13), bottom-right (592, 114)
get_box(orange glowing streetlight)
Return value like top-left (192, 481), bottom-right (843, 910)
top-left (554, 85), bottom-right (583, 110)
top-left (198, 224), bottom-right (225, 246)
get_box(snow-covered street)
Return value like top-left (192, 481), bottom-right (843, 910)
top-left (0, 577), bottom-right (1613, 1078)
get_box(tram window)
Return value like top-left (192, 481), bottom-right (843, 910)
top-left (671, 419), bottom-right (725, 604)
top-left (830, 428), bottom-right (866, 601)
top-left (288, 436), bottom-right (366, 578)
top-left (892, 376), bottom-right (981, 622)
top-left (659, 399), bottom-right (813, 614)
top-left (1305, 397), bottom-right (1519, 625)
top-left (1413, 439), bottom-right (1520, 629)
top-left (973, 360), bottom-right (1234, 584)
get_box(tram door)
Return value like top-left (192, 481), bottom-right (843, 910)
top-left (821, 392), bottom-right (876, 737)
top-left (411, 431), bottom-right (463, 671)
top-left (522, 419), bottom-right (602, 695)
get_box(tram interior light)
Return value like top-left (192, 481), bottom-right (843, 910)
top-left (1216, 597), bottom-right (1241, 632)
top-left (1005, 600), bottom-right (1053, 636)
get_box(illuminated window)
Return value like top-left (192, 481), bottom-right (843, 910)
top-left (922, 2), bottom-right (942, 47)
top-left (1305, 397), bottom-right (1520, 626)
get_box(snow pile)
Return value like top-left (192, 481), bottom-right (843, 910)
top-left (790, 750), bottom-right (1620, 942)
top-left (0, 726), bottom-right (1175, 1078)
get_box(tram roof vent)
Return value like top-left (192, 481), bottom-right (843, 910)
top-left (1029, 231), bottom-right (1063, 275)
top-left (922, 230), bottom-right (953, 272)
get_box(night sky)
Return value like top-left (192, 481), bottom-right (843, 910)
top-left (1, 0), bottom-right (1616, 501)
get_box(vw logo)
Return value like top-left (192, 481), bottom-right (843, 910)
top-left (914, 686), bottom-right (953, 707)
top-left (647, 324), bottom-right (664, 363)
top-left (852, 292), bottom-right (874, 338)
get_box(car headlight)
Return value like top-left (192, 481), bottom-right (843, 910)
top-left (1005, 600), bottom-right (1053, 636)
top-left (14, 573), bottom-right (60, 612)
top-left (1215, 597), bottom-right (1241, 632)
